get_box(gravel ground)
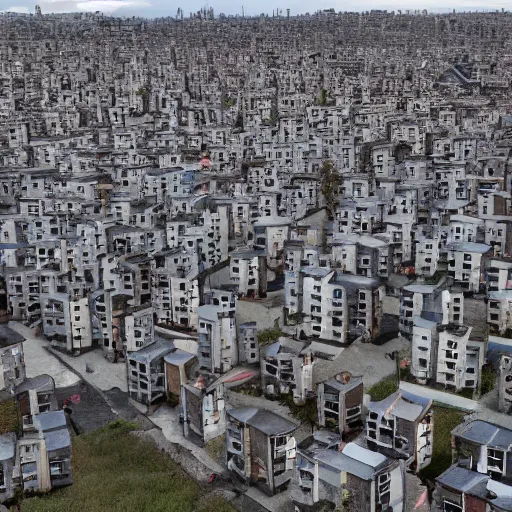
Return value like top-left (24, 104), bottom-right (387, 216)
top-left (48, 345), bottom-right (128, 392)
top-left (54, 381), bottom-right (118, 434)
top-left (9, 321), bottom-right (81, 388)
top-left (236, 291), bottom-right (285, 331)
top-left (314, 336), bottom-right (411, 388)
top-left (149, 404), bottom-right (225, 474)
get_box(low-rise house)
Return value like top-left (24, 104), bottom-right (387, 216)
top-left (452, 420), bottom-right (512, 484)
top-left (163, 348), bottom-right (197, 405)
top-left (0, 326), bottom-right (25, 392)
top-left (366, 390), bottom-right (434, 473)
top-left (197, 289), bottom-right (238, 374)
top-left (292, 432), bottom-right (406, 512)
top-left (0, 433), bottom-right (17, 503)
top-left (433, 420), bottom-right (512, 510)
top-left (18, 410), bottom-right (72, 494)
top-left (412, 320), bottom-right (487, 393)
top-left (499, 353), bottom-right (512, 414)
top-left (15, 375), bottom-right (58, 432)
top-left (181, 367), bottom-right (259, 443)
top-left (434, 464), bottom-right (512, 512)
top-left (414, 238), bottom-right (440, 277)
top-left (436, 324), bottom-right (486, 393)
top-left (446, 242), bottom-right (491, 293)
top-left (127, 338), bottom-right (174, 405)
top-left (288, 268), bottom-right (385, 345)
top-left (226, 407), bottom-right (297, 496)
top-left (238, 322), bottom-right (259, 365)
top-left (317, 373), bottom-right (364, 433)
top-left (411, 316), bottom-right (439, 383)
top-left (400, 281), bottom-right (463, 339)
top-left (229, 248), bottom-right (267, 299)
top-left (261, 337), bottom-right (315, 404)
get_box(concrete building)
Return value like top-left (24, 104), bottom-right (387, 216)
top-left (292, 431), bottom-right (406, 512)
top-left (226, 407), bottom-right (297, 496)
top-left (366, 390), bottom-right (434, 473)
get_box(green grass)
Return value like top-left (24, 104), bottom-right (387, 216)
top-left (418, 406), bottom-right (465, 483)
top-left (0, 398), bottom-right (19, 435)
top-left (367, 374), bottom-right (399, 402)
top-left (19, 420), bottom-right (236, 512)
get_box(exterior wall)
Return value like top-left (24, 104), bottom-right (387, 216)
top-left (346, 473), bottom-right (372, 512)
top-left (499, 354), bottom-right (512, 413)
top-left (239, 323), bottom-right (259, 364)
top-left (0, 342), bottom-right (25, 391)
top-left (183, 387), bottom-right (203, 437)
top-left (68, 298), bottom-right (92, 353)
top-left (411, 323), bottom-right (437, 381)
top-left (447, 250), bottom-right (484, 292)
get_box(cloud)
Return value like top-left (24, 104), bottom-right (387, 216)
top-left (0, 5), bottom-right (30, 12)
top-left (75, 0), bottom-right (150, 12)
top-left (35, 0), bottom-right (150, 13)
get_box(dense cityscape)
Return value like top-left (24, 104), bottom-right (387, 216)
top-left (1, 7), bottom-right (512, 512)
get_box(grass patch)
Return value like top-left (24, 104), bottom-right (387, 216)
top-left (19, 419), bottom-right (236, 512)
top-left (258, 328), bottom-right (283, 345)
top-left (0, 398), bottom-right (18, 435)
top-left (205, 434), bottom-right (226, 466)
top-left (481, 365), bottom-right (496, 395)
top-left (418, 406), bottom-right (465, 483)
top-left (367, 374), bottom-right (398, 401)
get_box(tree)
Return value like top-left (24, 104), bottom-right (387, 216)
top-left (320, 160), bottom-right (342, 217)
top-left (318, 88), bottom-right (328, 105)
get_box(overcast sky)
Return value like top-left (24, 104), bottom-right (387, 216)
top-left (0, 0), bottom-right (508, 19)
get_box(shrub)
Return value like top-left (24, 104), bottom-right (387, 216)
top-left (258, 328), bottom-right (283, 345)
top-left (481, 365), bottom-right (496, 395)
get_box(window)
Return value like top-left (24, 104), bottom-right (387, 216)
top-left (419, 358), bottom-right (427, 368)
top-left (443, 500), bottom-right (462, 512)
top-left (378, 472), bottom-right (391, 506)
top-left (488, 449), bottom-right (505, 478)
top-left (50, 460), bottom-right (65, 476)
top-left (274, 436), bottom-right (287, 448)
top-left (38, 393), bottom-right (51, 413)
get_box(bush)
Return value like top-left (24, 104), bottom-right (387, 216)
top-left (279, 393), bottom-right (318, 432)
top-left (367, 375), bottom-right (398, 401)
top-left (457, 388), bottom-right (474, 399)
top-left (481, 365), bottom-right (496, 395)
top-left (258, 328), bottom-right (283, 345)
